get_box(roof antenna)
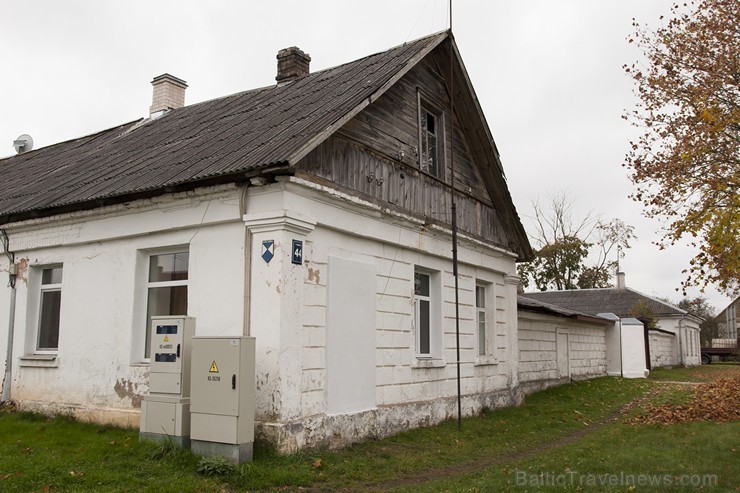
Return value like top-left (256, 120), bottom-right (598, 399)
top-left (13, 134), bottom-right (33, 154)
top-left (449, 0), bottom-right (453, 33)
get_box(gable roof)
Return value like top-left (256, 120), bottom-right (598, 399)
top-left (0, 31), bottom-right (531, 259)
top-left (520, 288), bottom-right (690, 319)
top-left (0, 32), bottom-right (445, 223)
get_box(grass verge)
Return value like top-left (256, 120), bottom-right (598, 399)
top-left (648, 362), bottom-right (739, 382)
top-left (0, 364), bottom-right (736, 492)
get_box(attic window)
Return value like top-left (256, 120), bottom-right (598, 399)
top-left (418, 93), bottom-right (445, 180)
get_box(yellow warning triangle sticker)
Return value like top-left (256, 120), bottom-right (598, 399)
top-left (209, 361), bottom-right (219, 373)
top-left (163, 335), bottom-right (169, 342)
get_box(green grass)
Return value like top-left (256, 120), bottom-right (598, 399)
top-left (648, 362), bottom-right (740, 382)
top-left (0, 365), bottom-right (737, 492)
top-left (400, 420), bottom-right (738, 492)
top-left (0, 413), bottom-right (216, 492)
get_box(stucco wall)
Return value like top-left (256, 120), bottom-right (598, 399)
top-left (0, 185), bottom-right (245, 425)
top-left (1, 177), bottom-right (525, 452)
top-left (621, 319), bottom-right (649, 378)
top-left (654, 317), bottom-right (701, 367)
top-left (649, 331), bottom-right (676, 368)
top-left (245, 177), bottom-right (522, 451)
top-left (0, 245), bottom-right (10, 397)
top-left (517, 311), bottom-right (607, 394)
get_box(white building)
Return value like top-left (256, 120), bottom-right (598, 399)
top-left (521, 273), bottom-right (702, 370)
top-left (0, 32), bottom-right (535, 452)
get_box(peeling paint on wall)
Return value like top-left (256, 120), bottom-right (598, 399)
top-left (307, 267), bottom-right (320, 284)
top-left (256, 387), bottom-right (522, 453)
top-left (16, 257), bottom-right (29, 285)
top-left (18, 400), bottom-right (141, 429)
top-left (417, 226), bottom-right (427, 250)
top-left (114, 378), bottom-right (143, 408)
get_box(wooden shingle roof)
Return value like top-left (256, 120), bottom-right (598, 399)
top-left (0, 32), bottom-right (447, 225)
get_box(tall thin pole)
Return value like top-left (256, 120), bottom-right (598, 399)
top-left (1, 230), bottom-right (16, 403)
top-left (448, 0), bottom-right (462, 432)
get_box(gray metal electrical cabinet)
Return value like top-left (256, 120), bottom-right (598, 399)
top-left (190, 336), bottom-right (256, 463)
top-left (139, 316), bottom-right (195, 447)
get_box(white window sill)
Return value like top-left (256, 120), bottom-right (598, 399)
top-left (20, 354), bottom-right (59, 368)
top-left (474, 355), bottom-right (498, 366)
top-left (412, 358), bottom-right (446, 369)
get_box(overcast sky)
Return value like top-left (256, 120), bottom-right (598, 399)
top-left (0, 0), bottom-right (732, 314)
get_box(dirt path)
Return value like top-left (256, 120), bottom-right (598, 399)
top-left (318, 387), bottom-right (660, 493)
top-left (330, 381), bottom-right (704, 492)
top-left (294, 372), bottom-right (738, 493)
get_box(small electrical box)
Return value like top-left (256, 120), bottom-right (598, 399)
top-left (148, 317), bottom-right (195, 396)
top-left (190, 336), bottom-right (256, 463)
top-left (140, 316), bottom-right (195, 447)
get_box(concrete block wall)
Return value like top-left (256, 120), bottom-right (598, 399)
top-left (568, 325), bottom-right (607, 378)
top-left (518, 312), bottom-right (607, 393)
top-left (649, 332), bottom-right (676, 368)
top-left (518, 321), bottom-right (558, 384)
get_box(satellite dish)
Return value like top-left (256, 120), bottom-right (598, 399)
top-left (13, 134), bottom-right (34, 154)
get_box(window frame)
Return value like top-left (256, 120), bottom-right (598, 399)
top-left (476, 283), bottom-right (487, 357)
top-left (474, 279), bottom-right (498, 365)
top-left (413, 267), bottom-right (442, 361)
top-left (136, 248), bottom-right (189, 362)
top-left (36, 266), bottom-right (63, 353)
top-left (417, 90), bottom-right (446, 180)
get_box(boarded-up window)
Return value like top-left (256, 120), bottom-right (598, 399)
top-left (326, 256), bottom-right (377, 414)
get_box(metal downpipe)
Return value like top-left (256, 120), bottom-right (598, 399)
top-left (1, 229), bottom-right (17, 403)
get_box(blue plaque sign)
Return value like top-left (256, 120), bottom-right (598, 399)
top-left (291, 239), bottom-right (303, 265)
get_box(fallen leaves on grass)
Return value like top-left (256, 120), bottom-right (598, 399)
top-left (629, 378), bottom-right (740, 425)
top-left (692, 369), bottom-right (740, 381)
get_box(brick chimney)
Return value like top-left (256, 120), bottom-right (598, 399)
top-left (150, 73), bottom-right (188, 115)
top-left (276, 47), bottom-right (311, 83)
top-left (616, 272), bottom-right (626, 290)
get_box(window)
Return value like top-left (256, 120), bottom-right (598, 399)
top-left (475, 280), bottom-right (497, 364)
top-left (418, 94), bottom-right (444, 179)
top-left (414, 268), bottom-right (441, 360)
top-left (415, 270), bottom-right (432, 356)
top-left (145, 252), bottom-right (188, 358)
top-left (37, 267), bottom-right (63, 351)
top-left (476, 284), bottom-right (487, 357)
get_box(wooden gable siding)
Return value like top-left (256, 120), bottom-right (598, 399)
top-left (298, 135), bottom-right (511, 248)
top-left (296, 47), bottom-right (513, 248)
top-left (333, 53), bottom-right (492, 206)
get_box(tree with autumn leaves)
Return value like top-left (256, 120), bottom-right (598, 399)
top-left (624, 0), bottom-right (739, 295)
